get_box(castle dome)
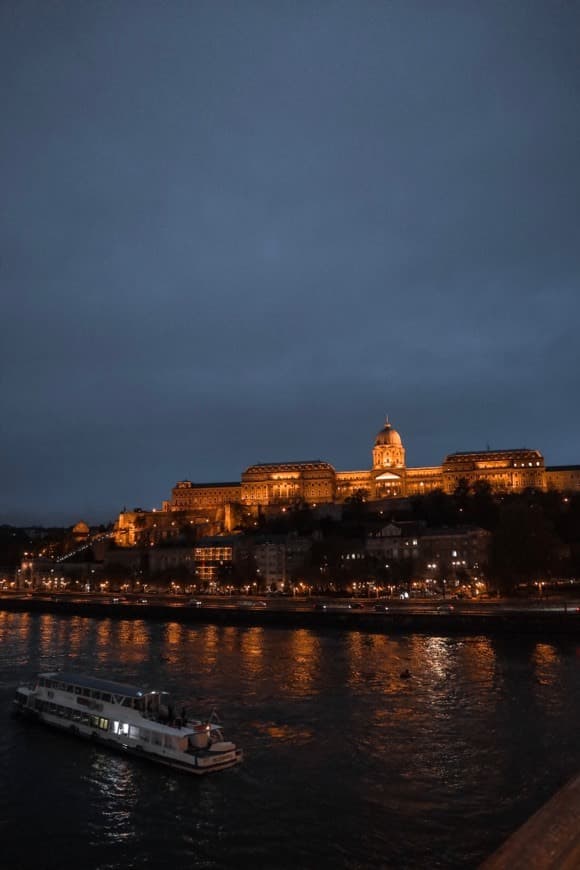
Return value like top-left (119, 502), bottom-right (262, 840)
top-left (375, 418), bottom-right (402, 447)
top-left (72, 521), bottom-right (90, 539)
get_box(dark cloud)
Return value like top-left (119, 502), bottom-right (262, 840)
top-left (1, 0), bottom-right (579, 523)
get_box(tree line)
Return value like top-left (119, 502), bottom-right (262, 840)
top-left (244, 481), bottom-right (580, 594)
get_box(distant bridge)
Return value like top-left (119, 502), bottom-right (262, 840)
top-left (55, 532), bottom-right (113, 564)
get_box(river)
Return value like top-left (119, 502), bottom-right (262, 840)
top-left (1, 610), bottom-right (580, 869)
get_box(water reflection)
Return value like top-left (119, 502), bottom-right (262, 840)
top-left (66, 617), bottom-right (85, 658)
top-left (0, 612), bottom-right (33, 670)
top-left (285, 629), bottom-right (320, 696)
top-left (533, 642), bottom-right (559, 685)
top-left (86, 752), bottom-right (138, 845)
top-left (252, 721), bottom-right (314, 744)
top-left (39, 614), bottom-right (58, 660)
top-left (155, 622), bottom-right (182, 667)
top-left (198, 624), bottom-right (219, 669)
top-left (239, 627), bottom-right (265, 667)
top-left (84, 619), bottom-right (152, 676)
top-left (220, 625), bottom-right (240, 657)
top-left (5, 614), bottom-right (580, 870)
top-left (0, 609), bottom-right (20, 633)
top-left (532, 642), bottom-right (567, 718)
top-left (461, 638), bottom-right (496, 686)
top-left (423, 636), bottom-right (455, 681)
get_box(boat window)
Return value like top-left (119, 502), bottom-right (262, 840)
top-left (66, 684), bottom-right (73, 693)
top-left (129, 726), bottom-right (140, 740)
top-left (98, 718), bottom-right (109, 731)
top-left (90, 715), bottom-right (100, 728)
top-left (145, 693), bottom-right (160, 714)
top-left (74, 686), bottom-right (82, 695)
top-left (101, 693), bottom-right (111, 703)
top-left (82, 688), bottom-right (90, 697)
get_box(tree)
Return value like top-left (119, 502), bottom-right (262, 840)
top-left (454, 478), bottom-right (471, 509)
top-left (413, 489), bottom-right (457, 527)
top-left (470, 479), bottom-right (498, 529)
top-left (490, 502), bottom-right (558, 593)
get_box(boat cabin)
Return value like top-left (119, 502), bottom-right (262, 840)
top-left (36, 672), bottom-right (171, 717)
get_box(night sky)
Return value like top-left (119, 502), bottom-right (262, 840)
top-left (2, 1), bottom-right (579, 525)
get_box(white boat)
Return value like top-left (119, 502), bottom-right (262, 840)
top-left (13, 671), bottom-right (243, 775)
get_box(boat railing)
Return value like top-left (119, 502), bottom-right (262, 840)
top-left (17, 681), bottom-right (36, 691)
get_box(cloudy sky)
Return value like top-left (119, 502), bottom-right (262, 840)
top-left (1, 1), bottom-right (579, 524)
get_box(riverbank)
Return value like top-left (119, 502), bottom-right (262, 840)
top-left (2, 595), bottom-right (580, 636)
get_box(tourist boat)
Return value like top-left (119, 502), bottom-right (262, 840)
top-left (13, 671), bottom-right (243, 775)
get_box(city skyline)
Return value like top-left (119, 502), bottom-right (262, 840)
top-left (2, 1), bottom-right (579, 524)
top-left (8, 413), bottom-right (580, 528)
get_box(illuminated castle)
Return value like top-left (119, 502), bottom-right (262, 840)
top-left (113, 417), bottom-right (579, 545)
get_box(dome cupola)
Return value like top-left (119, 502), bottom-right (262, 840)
top-left (372, 416), bottom-right (405, 470)
top-left (375, 419), bottom-right (403, 447)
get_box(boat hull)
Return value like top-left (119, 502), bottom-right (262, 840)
top-left (13, 693), bottom-right (243, 776)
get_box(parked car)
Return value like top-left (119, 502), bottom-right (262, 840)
top-left (314, 602), bottom-right (352, 612)
top-left (374, 603), bottom-right (389, 612)
top-left (436, 604), bottom-right (454, 613)
top-left (187, 599), bottom-right (203, 608)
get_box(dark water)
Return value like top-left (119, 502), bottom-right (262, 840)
top-left (2, 612), bottom-right (580, 869)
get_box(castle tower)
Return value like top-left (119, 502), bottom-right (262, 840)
top-left (372, 417), bottom-right (405, 470)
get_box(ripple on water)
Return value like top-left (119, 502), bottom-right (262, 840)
top-left (2, 615), bottom-right (580, 869)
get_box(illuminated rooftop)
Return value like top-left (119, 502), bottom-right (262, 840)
top-left (42, 672), bottom-right (147, 698)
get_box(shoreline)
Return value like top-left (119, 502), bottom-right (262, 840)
top-left (2, 596), bottom-right (580, 637)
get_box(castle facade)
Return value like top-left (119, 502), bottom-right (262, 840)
top-left (113, 418), bottom-right (580, 546)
